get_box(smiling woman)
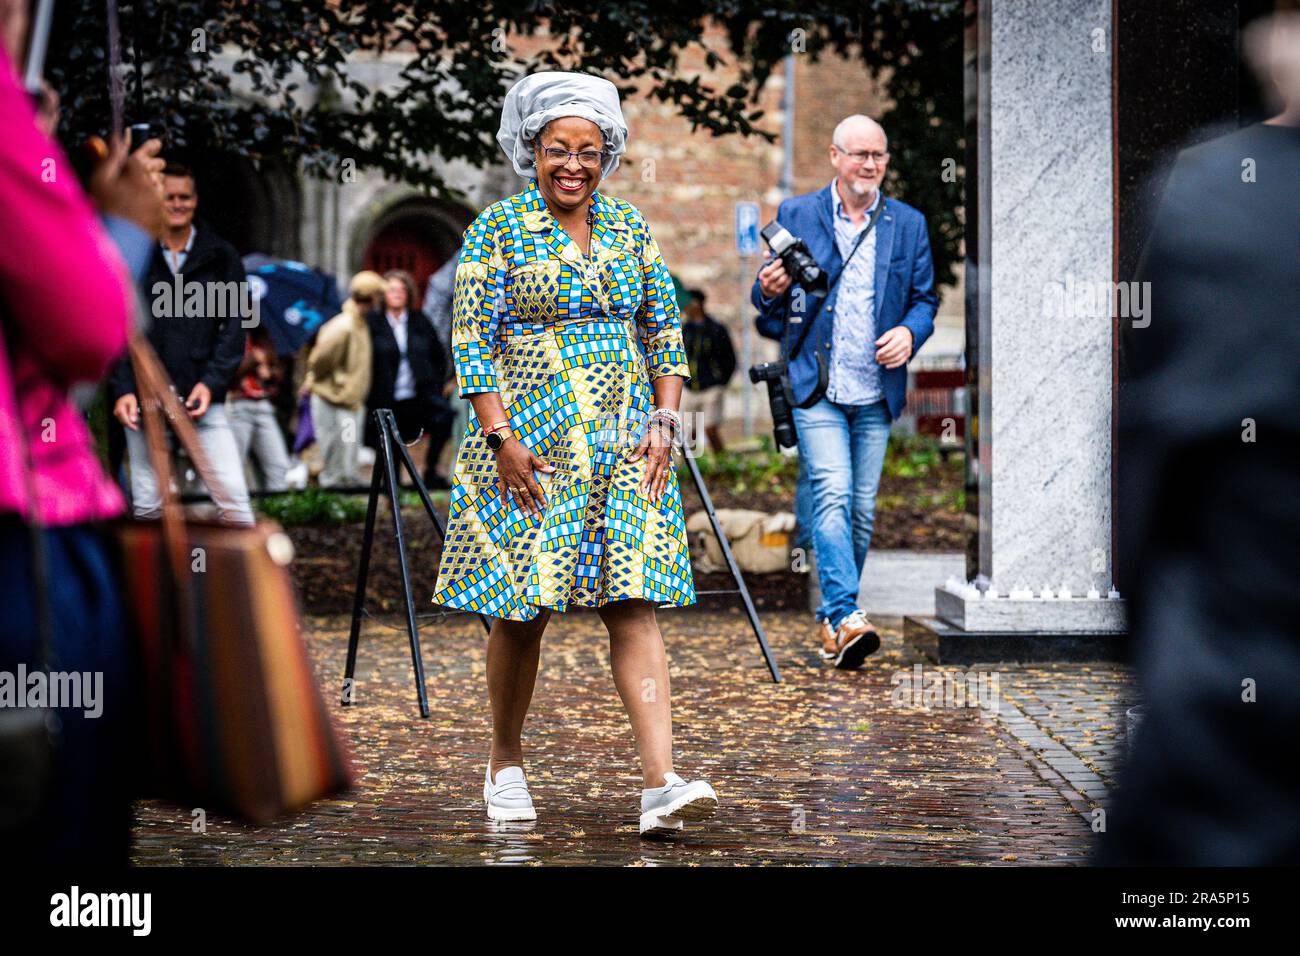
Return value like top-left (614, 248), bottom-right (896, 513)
top-left (536, 119), bottom-right (606, 200)
top-left (430, 71), bottom-right (719, 838)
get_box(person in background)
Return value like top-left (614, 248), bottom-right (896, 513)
top-left (1101, 10), bottom-right (1300, 866)
top-left (0, 8), bottom-right (162, 863)
top-left (302, 270), bottom-right (384, 487)
top-left (228, 326), bottom-right (291, 492)
top-left (753, 114), bottom-right (937, 670)
top-left (366, 269), bottom-right (455, 488)
top-left (679, 287), bottom-right (736, 453)
top-left (108, 163), bottom-right (254, 524)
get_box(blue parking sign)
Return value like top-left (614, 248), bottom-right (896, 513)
top-left (735, 201), bottom-right (761, 256)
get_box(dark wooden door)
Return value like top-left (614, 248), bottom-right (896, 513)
top-left (363, 221), bottom-right (447, 310)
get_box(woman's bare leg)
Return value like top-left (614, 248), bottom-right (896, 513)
top-left (486, 610), bottom-right (550, 778)
top-left (598, 600), bottom-right (673, 788)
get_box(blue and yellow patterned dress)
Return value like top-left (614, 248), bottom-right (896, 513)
top-left (431, 180), bottom-right (696, 621)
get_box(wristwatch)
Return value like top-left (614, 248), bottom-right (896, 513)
top-left (484, 421), bottom-right (513, 451)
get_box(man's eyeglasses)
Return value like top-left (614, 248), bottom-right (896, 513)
top-left (835, 147), bottom-right (889, 166)
top-left (540, 146), bottom-right (605, 169)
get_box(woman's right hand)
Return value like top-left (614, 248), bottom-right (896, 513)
top-left (495, 438), bottom-right (555, 516)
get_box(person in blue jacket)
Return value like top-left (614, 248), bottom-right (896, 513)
top-left (753, 114), bottom-right (937, 669)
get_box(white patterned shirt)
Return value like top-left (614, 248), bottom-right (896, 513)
top-left (826, 182), bottom-right (882, 406)
top-left (386, 310), bottom-right (417, 401)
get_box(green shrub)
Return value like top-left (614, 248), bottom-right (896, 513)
top-left (681, 435), bottom-right (799, 495)
top-left (257, 488), bottom-right (368, 526)
top-left (882, 434), bottom-right (944, 479)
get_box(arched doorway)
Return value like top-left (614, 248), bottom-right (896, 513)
top-left (358, 196), bottom-right (471, 310)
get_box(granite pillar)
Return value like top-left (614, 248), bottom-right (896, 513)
top-left (908, 0), bottom-right (1125, 660)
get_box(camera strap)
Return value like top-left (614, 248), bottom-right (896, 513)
top-left (785, 197), bottom-right (885, 363)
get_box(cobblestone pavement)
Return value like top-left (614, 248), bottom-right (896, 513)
top-left (132, 609), bottom-right (1134, 866)
top-left (994, 666), bottom-right (1139, 821)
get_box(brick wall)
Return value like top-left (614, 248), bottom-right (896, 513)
top-left (791, 51), bottom-right (893, 197)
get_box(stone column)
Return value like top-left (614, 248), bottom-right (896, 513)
top-left (907, 0), bottom-right (1125, 661)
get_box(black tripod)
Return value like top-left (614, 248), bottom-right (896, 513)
top-left (678, 441), bottom-right (782, 683)
top-left (341, 409), bottom-right (489, 719)
top-left (343, 409), bottom-right (782, 717)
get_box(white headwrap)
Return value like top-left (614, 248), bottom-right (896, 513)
top-left (496, 72), bottom-right (628, 179)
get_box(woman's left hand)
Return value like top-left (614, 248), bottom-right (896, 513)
top-left (627, 419), bottom-right (676, 504)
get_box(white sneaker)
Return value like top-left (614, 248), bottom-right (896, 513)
top-left (284, 460), bottom-right (309, 490)
top-left (484, 762), bottom-right (536, 822)
top-left (639, 772), bottom-right (718, 837)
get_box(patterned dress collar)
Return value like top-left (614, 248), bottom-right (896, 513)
top-left (517, 179), bottom-right (627, 237)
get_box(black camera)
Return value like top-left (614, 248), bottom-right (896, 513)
top-left (749, 360), bottom-right (798, 449)
top-left (761, 221), bottom-right (828, 296)
top-left (128, 122), bottom-right (167, 149)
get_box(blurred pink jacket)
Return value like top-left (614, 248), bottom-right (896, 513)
top-left (0, 47), bottom-right (131, 525)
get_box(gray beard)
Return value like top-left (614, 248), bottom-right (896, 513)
top-left (844, 179), bottom-right (876, 200)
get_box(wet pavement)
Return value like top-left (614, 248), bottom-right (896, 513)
top-left (131, 608), bottom-right (1135, 865)
top-left (996, 665), bottom-right (1138, 819)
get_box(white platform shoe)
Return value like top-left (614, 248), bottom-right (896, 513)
top-left (484, 762), bottom-right (537, 823)
top-left (639, 772), bottom-right (718, 837)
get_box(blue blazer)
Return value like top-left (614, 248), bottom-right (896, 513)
top-left (751, 183), bottom-right (938, 420)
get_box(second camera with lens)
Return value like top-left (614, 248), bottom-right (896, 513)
top-left (749, 360), bottom-right (799, 449)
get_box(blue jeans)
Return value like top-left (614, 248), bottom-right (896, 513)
top-left (0, 518), bottom-right (134, 864)
top-left (792, 398), bottom-right (892, 629)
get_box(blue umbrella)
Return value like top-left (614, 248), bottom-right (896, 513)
top-left (243, 255), bottom-right (343, 356)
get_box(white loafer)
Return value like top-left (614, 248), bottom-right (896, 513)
top-left (639, 772), bottom-right (718, 837)
top-left (484, 761), bottom-right (536, 822)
